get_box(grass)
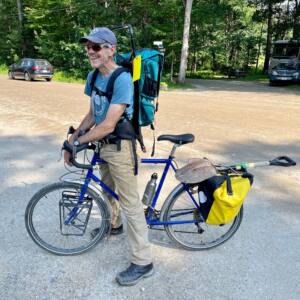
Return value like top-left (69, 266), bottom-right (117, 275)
top-left (52, 71), bottom-right (85, 84)
top-left (285, 84), bottom-right (300, 91)
top-left (0, 64), bottom-right (8, 75)
top-left (239, 73), bottom-right (269, 82)
top-left (164, 80), bottom-right (194, 90)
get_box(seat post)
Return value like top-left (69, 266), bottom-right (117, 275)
top-left (170, 143), bottom-right (180, 158)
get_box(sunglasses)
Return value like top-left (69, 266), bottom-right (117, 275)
top-left (86, 43), bottom-right (112, 52)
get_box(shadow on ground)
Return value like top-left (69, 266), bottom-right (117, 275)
top-left (0, 134), bottom-right (299, 299)
top-left (185, 79), bottom-right (300, 95)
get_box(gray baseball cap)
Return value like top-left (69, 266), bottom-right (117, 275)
top-left (79, 27), bottom-right (117, 45)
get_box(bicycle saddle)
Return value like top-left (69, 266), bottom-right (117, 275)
top-left (157, 134), bottom-right (195, 145)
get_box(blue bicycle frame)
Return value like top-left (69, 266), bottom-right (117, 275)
top-left (64, 151), bottom-right (200, 227)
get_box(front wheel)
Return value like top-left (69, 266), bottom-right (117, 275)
top-left (25, 182), bottom-right (111, 255)
top-left (8, 71), bottom-right (14, 79)
top-left (161, 184), bottom-right (243, 250)
top-left (269, 80), bottom-right (277, 86)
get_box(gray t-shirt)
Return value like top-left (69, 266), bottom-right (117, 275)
top-left (84, 69), bottom-right (133, 125)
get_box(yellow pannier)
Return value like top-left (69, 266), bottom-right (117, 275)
top-left (198, 173), bottom-right (253, 225)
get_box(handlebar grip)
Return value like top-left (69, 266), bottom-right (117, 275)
top-left (269, 156), bottom-right (296, 167)
top-left (62, 140), bottom-right (93, 170)
top-left (69, 158), bottom-right (93, 170)
top-left (62, 140), bottom-right (90, 154)
top-left (67, 126), bottom-right (90, 137)
top-left (62, 140), bottom-right (73, 154)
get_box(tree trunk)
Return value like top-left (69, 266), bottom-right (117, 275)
top-left (16, 0), bottom-right (23, 23)
top-left (170, 58), bottom-right (174, 82)
top-left (193, 50), bottom-right (197, 73)
top-left (178, 0), bottom-right (193, 83)
top-left (16, 0), bottom-right (27, 55)
top-left (211, 49), bottom-right (216, 71)
top-left (263, 1), bottom-right (273, 74)
top-left (255, 24), bottom-right (264, 74)
top-left (293, 0), bottom-right (300, 39)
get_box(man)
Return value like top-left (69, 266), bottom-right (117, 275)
top-left (64, 27), bottom-right (153, 286)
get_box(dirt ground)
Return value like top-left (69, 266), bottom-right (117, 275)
top-left (0, 75), bottom-right (299, 299)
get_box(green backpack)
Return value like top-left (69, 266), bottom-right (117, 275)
top-left (115, 49), bottom-right (164, 128)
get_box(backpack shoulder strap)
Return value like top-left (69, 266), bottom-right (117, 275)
top-left (90, 68), bottom-right (99, 92)
top-left (105, 67), bottom-right (130, 102)
top-left (90, 67), bottom-right (129, 101)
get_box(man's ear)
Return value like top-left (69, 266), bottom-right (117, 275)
top-left (111, 46), bottom-right (116, 53)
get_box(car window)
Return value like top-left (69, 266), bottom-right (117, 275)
top-left (21, 60), bottom-right (28, 67)
top-left (35, 60), bottom-right (50, 66)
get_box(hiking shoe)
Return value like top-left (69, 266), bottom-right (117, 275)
top-left (90, 224), bottom-right (123, 239)
top-left (116, 263), bottom-right (154, 286)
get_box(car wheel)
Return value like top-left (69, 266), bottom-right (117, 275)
top-left (269, 80), bottom-right (277, 87)
top-left (8, 71), bottom-right (14, 80)
top-left (46, 78), bottom-right (52, 82)
top-left (24, 72), bottom-right (32, 81)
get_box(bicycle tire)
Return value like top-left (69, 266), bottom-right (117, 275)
top-left (161, 184), bottom-right (243, 251)
top-left (25, 182), bottom-right (111, 255)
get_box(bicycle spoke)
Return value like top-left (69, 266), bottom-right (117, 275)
top-left (163, 185), bottom-right (243, 250)
top-left (25, 182), bottom-right (110, 255)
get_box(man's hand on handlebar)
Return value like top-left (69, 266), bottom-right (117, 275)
top-left (63, 126), bottom-right (90, 166)
top-left (64, 148), bottom-right (73, 166)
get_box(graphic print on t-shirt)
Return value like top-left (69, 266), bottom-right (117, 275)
top-left (92, 91), bottom-right (109, 124)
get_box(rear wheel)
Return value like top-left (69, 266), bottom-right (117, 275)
top-left (161, 184), bottom-right (243, 250)
top-left (24, 72), bottom-right (32, 81)
top-left (46, 78), bottom-right (52, 82)
top-left (25, 182), bottom-right (111, 255)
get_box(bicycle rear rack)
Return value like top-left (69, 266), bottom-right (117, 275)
top-left (59, 190), bottom-right (93, 236)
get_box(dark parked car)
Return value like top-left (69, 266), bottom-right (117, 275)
top-left (269, 63), bottom-right (300, 86)
top-left (8, 58), bottom-right (54, 81)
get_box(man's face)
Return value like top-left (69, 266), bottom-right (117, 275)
top-left (85, 41), bottom-right (115, 68)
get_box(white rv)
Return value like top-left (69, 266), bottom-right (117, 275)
top-left (269, 40), bottom-right (300, 72)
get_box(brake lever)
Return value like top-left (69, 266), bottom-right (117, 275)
top-left (68, 126), bottom-right (90, 136)
top-left (68, 126), bottom-right (76, 135)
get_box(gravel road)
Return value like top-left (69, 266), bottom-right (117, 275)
top-left (0, 75), bottom-right (299, 300)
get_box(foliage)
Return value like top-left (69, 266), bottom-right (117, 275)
top-left (0, 0), bottom-right (299, 81)
top-left (0, 64), bottom-right (8, 74)
top-left (52, 71), bottom-right (85, 83)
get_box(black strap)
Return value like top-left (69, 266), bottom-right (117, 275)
top-left (90, 68), bottom-right (99, 93)
top-left (90, 67), bottom-right (130, 102)
top-left (225, 174), bottom-right (233, 196)
top-left (105, 67), bottom-right (130, 102)
top-left (131, 138), bottom-right (138, 175)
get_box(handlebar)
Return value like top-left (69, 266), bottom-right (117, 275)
top-left (222, 156), bottom-right (296, 172)
top-left (269, 156), bottom-right (296, 167)
top-left (65, 125), bottom-right (95, 168)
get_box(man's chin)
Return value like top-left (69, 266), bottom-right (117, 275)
top-left (91, 63), bottom-right (100, 68)
top-left (90, 60), bottom-right (102, 69)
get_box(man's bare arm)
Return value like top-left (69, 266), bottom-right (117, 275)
top-left (69, 103), bottom-right (95, 143)
top-left (77, 103), bottom-right (126, 144)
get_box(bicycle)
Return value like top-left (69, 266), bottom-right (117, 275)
top-left (25, 130), bottom-right (296, 255)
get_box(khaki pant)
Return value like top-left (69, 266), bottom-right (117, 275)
top-left (99, 140), bottom-right (152, 265)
